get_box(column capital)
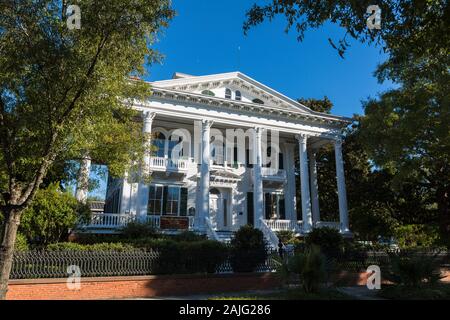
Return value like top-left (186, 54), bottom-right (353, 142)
top-left (295, 133), bottom-right (308, 143)
top-left (142, 111), bottom-right (156, 123)
top-left (201, 119), bottom-right (214, 129)
top-left (334, 136), bottom-right (343, 147)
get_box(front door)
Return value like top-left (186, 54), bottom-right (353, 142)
top-left (209, 189), bottom-right (229, 230)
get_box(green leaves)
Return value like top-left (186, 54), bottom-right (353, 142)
top-left (0, 1), bottom-right (174, 208)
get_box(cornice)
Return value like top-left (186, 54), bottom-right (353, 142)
top-left (149, 87), bottom-right (352, 128)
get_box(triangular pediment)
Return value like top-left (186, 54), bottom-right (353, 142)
top-left (151, 72), bottom-right (314, 114)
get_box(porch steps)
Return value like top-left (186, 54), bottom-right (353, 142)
top-left (215, 230), bottom-right (234, 243)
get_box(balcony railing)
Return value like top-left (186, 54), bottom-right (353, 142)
top-left (149, 157), bottom-right (189, 172)
top-left (263, 219), bottom-right (300, 232)
top-left (251, 168), bottom-right (287, 181)
top-left (81, 213), bottom-right (133, 229)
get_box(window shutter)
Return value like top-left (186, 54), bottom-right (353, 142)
top-left (180, 187), bottom-right (188, 216)
top-left (265, 193), bottom-right (271, 219)
top-left (247, 192), bottom-right (254, 226)
top-left (279, 196), bottom-right (286, 220)
top-left (279, 152), bottom-right (284, 170)
top-left (162, 186), bottom-right (168, 215)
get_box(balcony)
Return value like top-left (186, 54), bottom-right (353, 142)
top-left (149, 157), bottom-right (189, 173)
top-left (251, 167), bottom-right (287, 183)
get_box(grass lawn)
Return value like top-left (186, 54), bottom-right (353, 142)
top-left (210, 288), bottom-right (353, 300)
top-left (378, 284), bottom-right (450, 300)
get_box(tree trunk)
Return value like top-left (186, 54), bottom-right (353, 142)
top-left (0, 208), bottom-right (21, 300)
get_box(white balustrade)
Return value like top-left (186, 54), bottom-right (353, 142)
top-left (259, 218), bottom-right (282, 249)
top-left (263, 219), bottom-right (299, 232)
top-left (83, 213), bottom-right (134, 229)
top-left (146, 215), bottom-right (161, 228)
top-left (149, 157), bottom-right (189, 171)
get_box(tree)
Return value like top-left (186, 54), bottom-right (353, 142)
top-left (244, 1), bottom-right (449, 64)
top-left (20, 183), bottom-right (89, 245)
top-left (0, 1), bottom-right (174, 299)
top-left (246, 1), bottom-right (449, 244)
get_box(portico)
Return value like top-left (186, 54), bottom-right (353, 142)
top-left (79, 72), bottom-right (352, 245)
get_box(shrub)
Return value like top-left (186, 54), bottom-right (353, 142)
top-left (120, 221), bottom-right (157, 239)
top-left (171, 231), bottom-right (206, 242)
top-left (394, 224), bottom-right (439, 249)
top-left (305, 227), bottom-right (344, 259)
top-left (288, 245), bottom-right (327, 293)
top-left (45, 239), bottom-right (229, 275)
top-left (386, 250), bottom-right (443, 286)
top-left (15, 232), bottom-right (29, 251)
top-left (20, 183), bottom-right (83, 244)
top-left (230, 225), bottom-right (267, 272)
top-left (276, 230), bottom-right (300, 245)
top-left (47, 242), bottom-right (134, 251)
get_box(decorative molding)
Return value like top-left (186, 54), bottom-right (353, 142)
top-left (150, 87), bottom-right (350, 128)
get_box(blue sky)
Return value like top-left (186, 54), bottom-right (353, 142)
top-left (146, 0), bottom-right (394, 118)
top-left (88, 0), bottom-right (394, 200)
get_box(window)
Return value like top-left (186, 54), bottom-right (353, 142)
top-left (235, 90), bottom-right (241, 101)
top-left (252, 98), bottom-right (264, 105)
top-left (148, 185), bottom-right (164, 215)
top-left (202, 90), bottom-right (215, 97)
top-left (264, 193), bottom-right (285, 219)
top-left (166, 186), bottom-right (180, 215)
top-left (151, 132), bottom-right (166, 157)
top-left (225, 88), bottom-right (232, 99)
top-left (148, 185), bottom-right (188, 216)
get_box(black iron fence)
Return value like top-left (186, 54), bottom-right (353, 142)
top-left (10, 249), bottom-right (280, 280)
top-left (10, 248), bottom-right (449, 280)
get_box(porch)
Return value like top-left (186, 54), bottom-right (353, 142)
top-left (78, 213), bottom-right (195, 233)
top-left (78, 212), bottom-right (340, 237)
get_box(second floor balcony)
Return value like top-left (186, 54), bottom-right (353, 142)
top-left (149, 156), bottom-right (190, 173)
top-left (251, 167), bottom-right (287, 182)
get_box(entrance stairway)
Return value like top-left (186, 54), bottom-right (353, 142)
top-left (215, 230), bottom-right (234, 243)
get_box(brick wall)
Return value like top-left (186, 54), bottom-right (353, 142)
top-left (6, 273), bottom-right (281, 300)
top-left (7, 269), bottom-right (450, 300)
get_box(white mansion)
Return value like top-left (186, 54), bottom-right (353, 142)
top-left (80, 72), bottom-right (352, 245)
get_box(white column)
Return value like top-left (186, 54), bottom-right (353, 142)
top-left (296, 134), bottom-right (313, 233)
top-left (253, 127), bottom-right (264, 227)
top-left (198, 119), bottom-right (213, 231)
top-left (334, 138), bottom-right (350, 234)
top-left (137, 111), bottom-right (155, 221)
top-left (308, 149), bottom-right (320, 224)
top-left (284, 144), bottom-right (297, 222)
top-left (75, 156), bottom-right (92, 204)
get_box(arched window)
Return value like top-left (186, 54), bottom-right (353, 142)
top-left (235, 90), bottom-right (241, 101)
top-left (152, 132), bottom-right (166, 157)
top-left (202, 90), bottom-right (215, 97)
top-left (168, 135), bottom-right (183, 159)
top-left (225, 88), bottom-right (232, 99)
top-left (252, 98), bottom-right (264, 105)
